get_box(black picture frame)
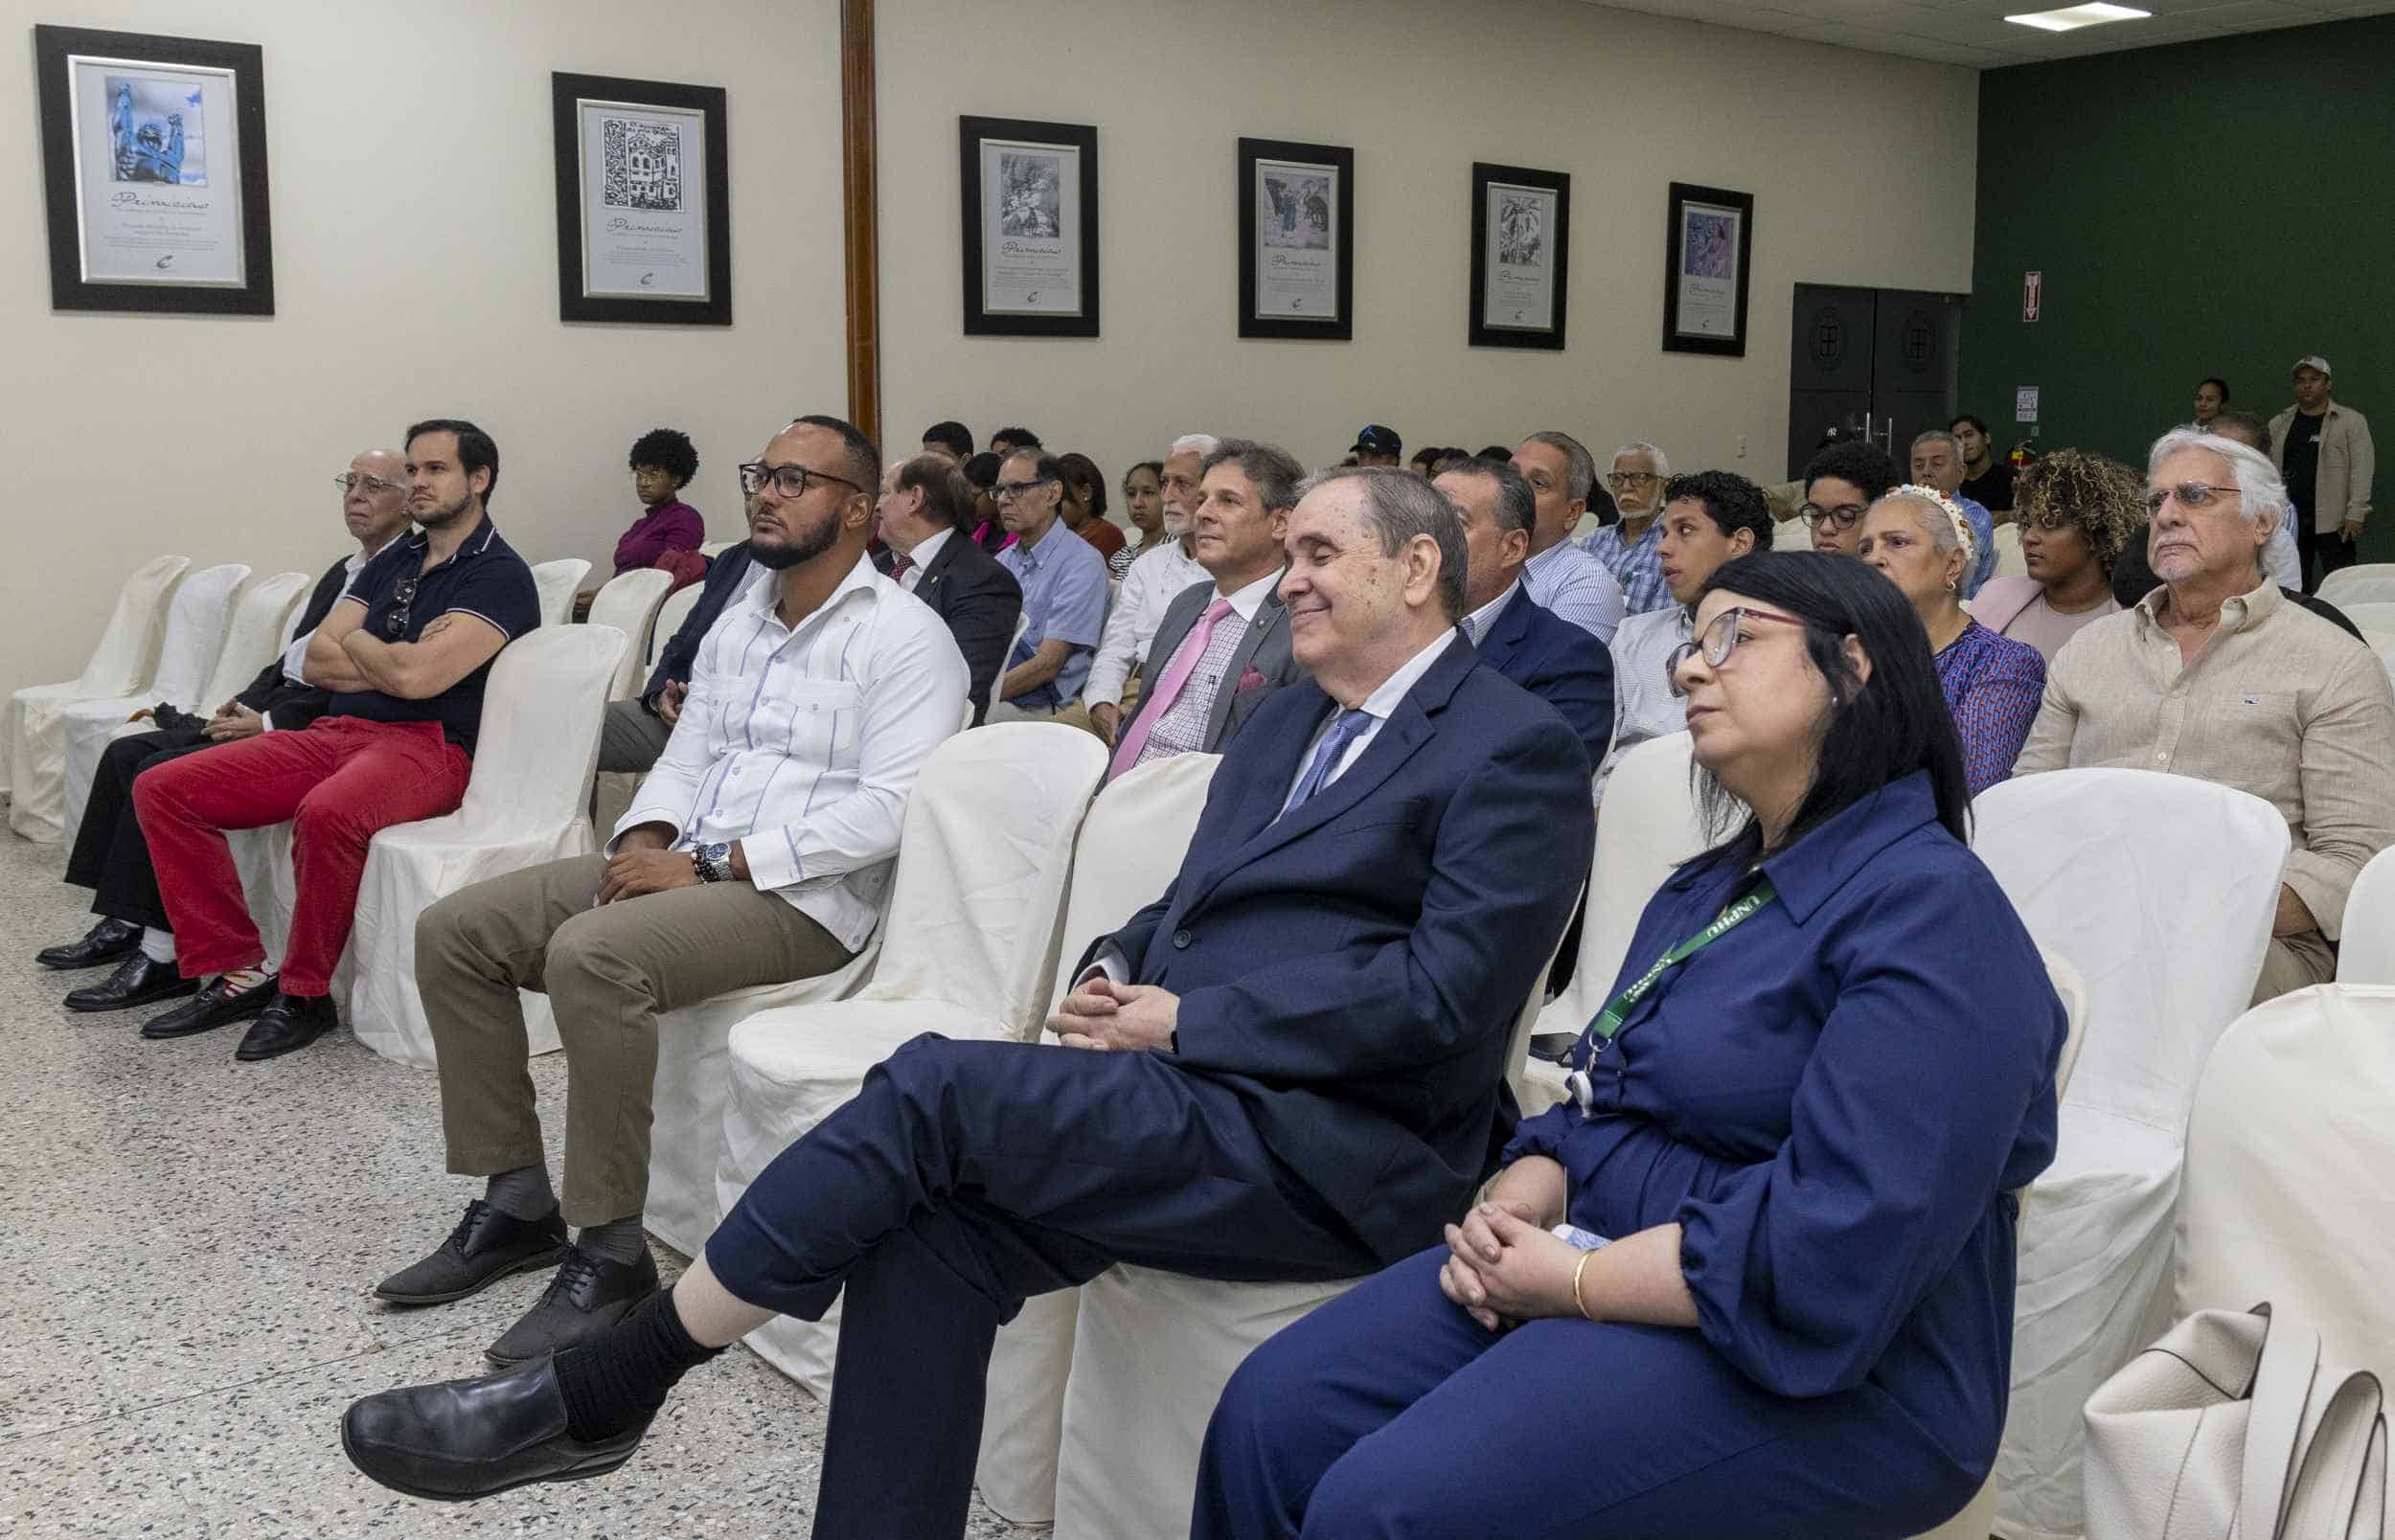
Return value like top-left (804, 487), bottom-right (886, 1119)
top-left (1469, 162), bottom-right (1569, 351)
top-left (551, 71), bottom-right (731, 326)
top-left (959, 115), bottom-right (1100, 338)
top-left (1238, 137), bottom-right (1354, 341)
top-left (1661, 181), bottom-right (1753, 357)
top-left (34, 24), bottom-right (275, 315)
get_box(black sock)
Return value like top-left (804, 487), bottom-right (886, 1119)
top-left (553, 1287), bottom-right (724, 1442)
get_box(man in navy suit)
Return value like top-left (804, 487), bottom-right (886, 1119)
top-left (1436, 456), bottom-right (1612, 766)
top-left (595, 541), bottom-right (755, 775)
top-left (875, 453), bottom-right (1023, 723)
top-left (340, 466), bottom-right (1595, 1540)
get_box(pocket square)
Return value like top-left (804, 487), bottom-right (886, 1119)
top-left (1236, 667), bottom-right (1268, 693)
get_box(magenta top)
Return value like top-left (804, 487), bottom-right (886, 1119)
top-left (613, 500), bottom-right (705, 576)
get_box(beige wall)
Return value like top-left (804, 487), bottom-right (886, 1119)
top-left (878, 0), bottom-right (1977, 502)
top-left (0, 0), bottom-right (847, 689)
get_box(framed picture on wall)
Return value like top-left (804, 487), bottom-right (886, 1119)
top-left (1470, 163), bottom-right (1569, 351)
top-left (1662, 181), bottom-right (1753, 356)
top-left (959, 115), bottom-right (1099, 337)
top-left (551, 72), bottom-right (731, 326)
top-left (33, 25), bottom-right (275, 315)
top-left (1238, 137), bottom-right (1354, 341)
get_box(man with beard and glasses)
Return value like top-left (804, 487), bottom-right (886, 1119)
top-left (366, 414), bottom-right (968, 1366)
top-left (1077, 433), bottom-right (1215, 744)
top-left (131, 419), bottom-right (540, 1062)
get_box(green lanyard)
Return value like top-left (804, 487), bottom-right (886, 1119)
top-left (1585, 876), bottom-right (1779, 1048)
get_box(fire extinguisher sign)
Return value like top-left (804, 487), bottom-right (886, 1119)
top-left (2022, 271), bottom-right (2042, 323)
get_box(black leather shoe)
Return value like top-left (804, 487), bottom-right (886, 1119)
top-left (377, 1201), bottom-right (571, 1306)
top-left (234, 990), bottom-right (338, 1061)
top-left (141, 972), bottom-right (280, 1039)
top-left (63, 953), bottom-right (197, 1013)
top-left (36, 917), bottom-right (140, 970)
top-left (340, 1357), bottom-right (648, 1502)
top-left (486, 1245), bottom-right (659, 1367)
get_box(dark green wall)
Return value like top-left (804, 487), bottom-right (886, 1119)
top-left (1961, 15), bottom-right (2395, 560)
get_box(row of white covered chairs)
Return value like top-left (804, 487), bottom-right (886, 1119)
top-left (2317, 561), bottom-right (2395, 609)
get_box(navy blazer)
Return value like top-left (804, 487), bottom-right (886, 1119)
top-left (1472, 585), bottom-right (1613, 769)
top-left (907, 531), bottom-right (1023, 726)
top-left (1085, 638), bottom-right (1595, 1265)
top-left (639, 542), bottom-right (756, 705)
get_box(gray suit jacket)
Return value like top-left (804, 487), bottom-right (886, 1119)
top-left (1132, 576), bottom-right (1301, 759)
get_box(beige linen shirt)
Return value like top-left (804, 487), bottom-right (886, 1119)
top-left (2013, 579), bottom-right (2395, 940)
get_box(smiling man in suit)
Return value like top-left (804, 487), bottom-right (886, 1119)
top-left (1105, 439), bottom-right (1307, 781)
top-left (341, 464), bottom-right (1596, 1540)
top-left (875, 454), bottom-right (1023, 723)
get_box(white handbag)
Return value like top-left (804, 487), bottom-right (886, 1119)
top-left (2084, 1304), bottom-right (2387, 1539)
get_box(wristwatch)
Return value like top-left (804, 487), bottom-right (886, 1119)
top-left (693, 842), bottom-right (734, 884)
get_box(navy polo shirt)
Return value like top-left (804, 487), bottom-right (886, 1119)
top-left (327, 518), bottom-right (541, 756)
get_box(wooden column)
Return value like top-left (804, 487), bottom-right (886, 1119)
top-left (840, 0), bottom-right (880, 442)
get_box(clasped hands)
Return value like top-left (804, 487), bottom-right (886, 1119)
top-left (595, 825), bottom-right (701, 905)
top-left (1042, 976), bottom-right (1177, 1052)
top-left (1439, 1197), bottom-right (1586, 1334)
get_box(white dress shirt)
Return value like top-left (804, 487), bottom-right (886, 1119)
top-left (1083, 535), bottom-right (1207, 709)
top-left (266, 542), bottom-right (389, 731)
top-left (614, 553), bottom-right (969, 951)
top-left (1521, 539), bottom-right (1627, 643)
top-left (1459, 579), bottom-right (1522, 646)
top-left (1594, 604), bottom-right (1692, 801)
top-left (896, 528), bottom-right (950, 594)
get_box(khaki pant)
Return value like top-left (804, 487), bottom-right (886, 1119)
top-left (1045, 671), bottom-right (1143, 745)
top-left (2252, 927), bottom-right (2336, 1006)
top-left (421, 853), bottom-right (852, 1225)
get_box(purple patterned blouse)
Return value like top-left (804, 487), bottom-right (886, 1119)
top-left (1934, 619), bottom-right (2047, 796)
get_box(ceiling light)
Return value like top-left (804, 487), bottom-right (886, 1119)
top-left (2005, 3), bottom-right (2151, 32)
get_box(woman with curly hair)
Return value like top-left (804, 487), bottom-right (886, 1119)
top-left (1968, 447), bottom-right (2141, 661)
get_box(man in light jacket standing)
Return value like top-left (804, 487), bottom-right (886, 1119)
top-left (2270, 354), bottom-right (2374, 592)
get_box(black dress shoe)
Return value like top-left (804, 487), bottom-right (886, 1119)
top-left (376, 1200), bottom-right (570, 1306)
top-left (62, 953), bottom-right (198, 1013)
top-left (234, 990), bottom-right (338, 1061)
top-left (36, 917), bottom-right (141, 970)
top-left (340, 1356), bottom-right (648, 1502)
top-left (486, 1244), bottom-right (659, 1366)
top-left (141, 972), bottom-right (280, 1039)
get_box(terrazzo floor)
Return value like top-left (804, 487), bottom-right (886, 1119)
top-left (0, 829), bottom-right (1042, 1538)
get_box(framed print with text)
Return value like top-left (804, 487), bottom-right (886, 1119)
top-left (34, 25), bottom-right (275, 315)
top-left (1470, 163), bottom-right (1568, 351)
top-left (1238, 137), bottom-right (1353, 341)
top-left (551, 72), bottom-right (731, 326)
top-left (1662, 181), bottom-right (1752, 356)
top-left (960, 115), bottom-right (1099, 337)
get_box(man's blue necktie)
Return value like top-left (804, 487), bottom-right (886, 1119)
top-left (1279, 709), bottom-right (1372, 817)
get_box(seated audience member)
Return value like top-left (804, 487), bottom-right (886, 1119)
top-left (576, 428), bottom-right (705, 619)
top-left (596, 539), bottom-right (758, 776)
top-left (369, 414), bottom-right (965, 1365)
top-left (960, 452), bottom-right (1011, 554)
top-left (1110, 459), bottom-right (1166, 579)
top-left (1407, 446), bottom-right (1444, 479)
top-left (1909, 430), bottom-right (1997, 596)
top-left (988, 425), bottom-right (1041, 460)
top-left (1597, 469), bottom-right (1774, 799)
top-left (1196, 549), bottom-right (2064, 1540)
top-left (1581, 442), bottom-right (1674, 615)
top-left (1475, 444), bottom-right (1515, 463)
top-left (1967, 448), bottom-right (2139, 661)
top-left (1106, 440), bottom-right (1306, 779)
top-left (340, 465), bottom-right (1596, 1540)
top-left (920, 419), bottom-right (973, 464)
top-left (991, 448), bottom-right (1109, 720)
top-left (2193, 376), bottom-right (2228, 428)
top-left (40, 451), bottom-right (413, 1023)
top-left (2110, 411), bottom-right (2302, 604)
top-left (1859, 486), bottom-right (2045, 796)
top-left (1800, 440), bottom-right (1901, 557)
top-left (875, 453), bottom-right (1022, 724)
top-left (131, 419), bottom-right (540, 1061)
top-left (1953, 414), bottom-right (2016, 519)
top-left (1081, 436), bottom-right (1215, 743)
top-left (1350, 422), bottom-right (1403, 467)
top-left (1435, 456), bottom-right (1612, 766)
top-left (1512, 430), bottom-right (1630, 642)
top-left (1055, 450), bottom-right (1125, 563)
top-left (2017, 427), bottom-right (2395, 1003)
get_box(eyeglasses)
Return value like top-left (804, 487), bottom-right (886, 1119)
top-left (2141, 482), bottom-right (2240, 518)
top-left (1604, 471), bottom-right (1660, 489)
top-left (2023, 511), bottom-right (2080, 532)
top-left (383, 577), bottom-right (420, 640)
top-left (993, 476), bottom-right (1056, 502)
top-left (1665, 606), bottom-right (1805, 697)
top-left (333, 473), bottom-right (401, 494)
top-left (738, 462), bottom-right (865, 500)
top-left (1801, 501), bottom-right (1868, 531)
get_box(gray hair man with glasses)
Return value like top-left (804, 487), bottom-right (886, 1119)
top-left (991, 446), bottom-right (1109, 719)
top-left (2015, 426), bottom-right (2395, 1003)
top-left (1580, 441), bottom-right (1676, 615)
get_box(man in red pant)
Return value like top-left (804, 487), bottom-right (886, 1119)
top-left (132, 419), bottom-right (540, 1060)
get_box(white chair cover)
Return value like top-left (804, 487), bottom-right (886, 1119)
top-left (344, 625), bottom-right (627, 1067)
top-left (2337, 600), bottom-right (2395, 635)
top-left (697, 539), bottom-right (733, 558)
top-left (2317, 564), bottom-right (2395, 608)
top-left (194, 571), bottom-right (311, 712)
top-left (530, 558), bottom-right (591, 629)
top-left (57, 564), bottom-right (251, 846)
top-left (1991, 520), bottom-right (2028, 580)
top-left (649, 581), bottom-right (704, 668)
top-left (2336, 846), bottom-right (2395, 985)
top-left (583, 568), bottom-right (675, 699)
top-left (585, 578), bottom-right (715, 871)
top-left (710, 726), bottom-right (1108, 1396)
top-left (6, 554), bottom-right (187, 827)
top-left (1973, 768), bottom-right (2289, 1540)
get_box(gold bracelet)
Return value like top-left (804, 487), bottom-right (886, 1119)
top-left (1571, 1249), bottom-right (1597, 1323)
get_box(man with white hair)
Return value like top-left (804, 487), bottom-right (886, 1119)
top-left (2269, 355), bottom-right (2374, 593)
top-left (1511, 430), bottom-right (1628, 642)
top-left (1077, 433), bottom-right (1214, 744)
top-left (1580, 441), bottom-right (1674, 615)
top-left (2015, 427), bottom-right (2395, 1002)
top-left (1909, 429), bottom-right (1996, 597)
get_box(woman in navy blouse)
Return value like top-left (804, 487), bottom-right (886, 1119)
top-left (1196, 550), bottom-right (2064, 1539)
top-left (1859, 485), bottom-right (2047, 795)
